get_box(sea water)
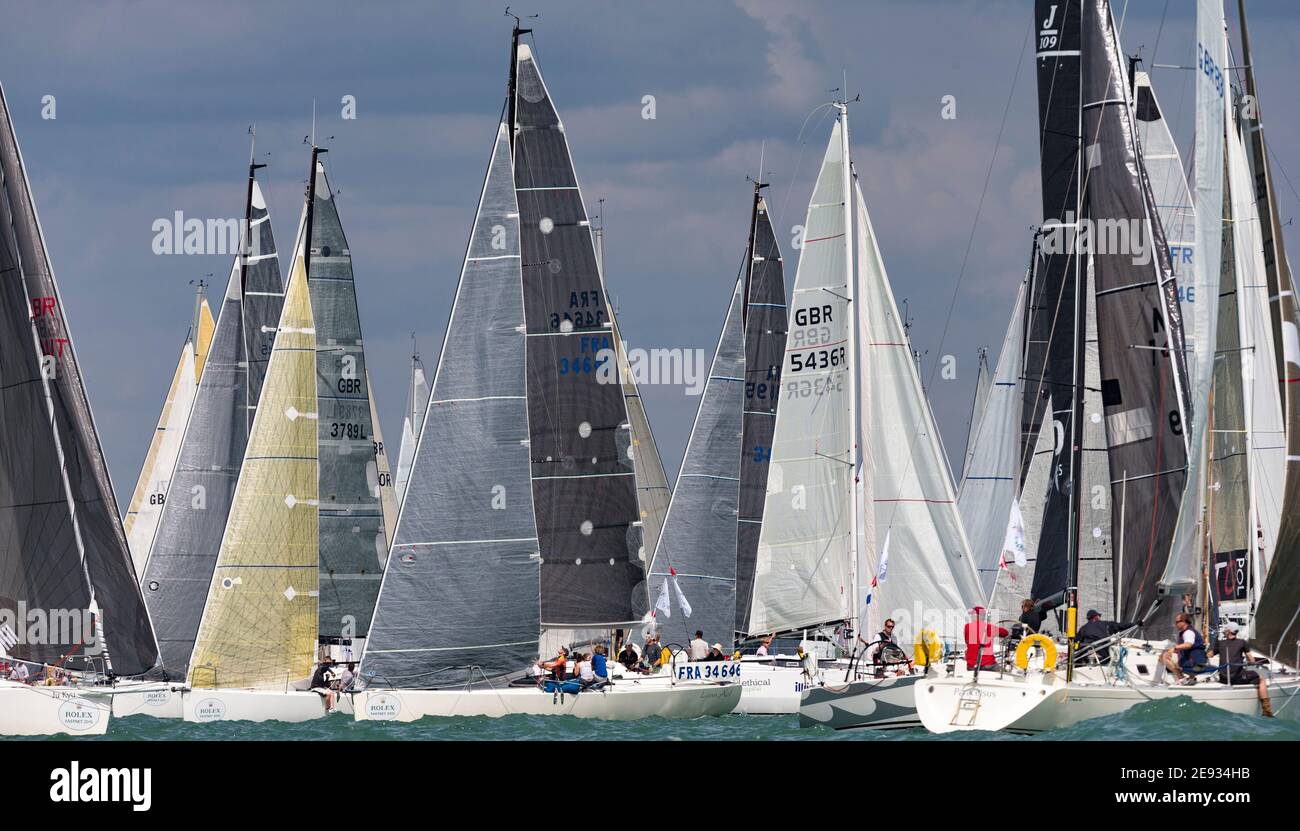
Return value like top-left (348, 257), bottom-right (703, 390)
top-left (20, 697), bottom-right (1300, 741)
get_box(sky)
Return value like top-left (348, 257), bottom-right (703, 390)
top-left (4, 0), bottom-right (1300, 505)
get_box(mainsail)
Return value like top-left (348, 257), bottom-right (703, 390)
top-left (298, 157), bottom-right (387, 639)
top-left (734, 193), bottom-right (788, 635)
top-left (1081, 0), bottom-right (1189, 621)
top-left (363, 124), bottom-right (538, 685)
top-left (123, 296), bottom-right (214, 577)
top-left (748, 116), bottom-right (854, 635)
top-left (646, 278), bottom-right (745, 646)
top-left (0, 84), bottom-right (159, 675)
top-left (140, 176), bottom-right (283, 679)
top-left (513, 42), bottom-right (645, 628)
top-left (187, 248), bottom-right (319, 689)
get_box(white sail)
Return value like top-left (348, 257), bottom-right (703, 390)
top-left (854, 177), bottom-right (982, 645)
top-left (1229, 121), bottom-right (1284, 582)
top-left (749, 117), bottom-right (853, 634)
top-left (958, 279), bottom-right (1026, 594)
top-left (1133, 70), bottom-right (1196, 315)
top-left (960, 349), bottom-right (992, 486)
top-left (1166, 0), bottom-right (1228, 595)
top-left (394, 356), bottom-right (428, 506)
top-left (369, 378), bottom-right (398, 552)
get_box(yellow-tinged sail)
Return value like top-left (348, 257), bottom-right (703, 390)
top-left (193, 297), bottom-right (215, 379)
top-left (187, 254), bottom-right (319, 689)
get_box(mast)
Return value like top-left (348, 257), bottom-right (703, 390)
top-left (838, 100), bottom-right (861, 640)
top-left (241, 129), bottom-right (266, 430)
top-left (506, 11), bottom-right (533, 153)
top-left (742, 179), bottom-right (767, 329)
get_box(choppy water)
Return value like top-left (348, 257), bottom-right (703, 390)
top-left (36, 697), bottom-right (1300, 741)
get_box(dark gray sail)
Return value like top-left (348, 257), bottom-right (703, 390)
top-left (361, 124), bottom-right (538, 686)
top-left (141, 265), bottom-right (248, 678)
top-left (242, 181), bottom-right (284, 426)
top-left (513, 43), bottom-right (644, 627)
top-left (1028, 0), bottom-right (1084, 603)
top-left (304, 160), bottom-right (387, 638)
top-left (0, 86), bottom-right (159, 675)
top-left (1080, 0), bottom-right (1189, 621)
top-left (735, 194), bottom-right (787, 635)
top-left (647, 278), bottom-right (744, 647)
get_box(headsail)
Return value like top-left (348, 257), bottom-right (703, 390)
top-left (961, 349), bottom-right (992, 485)
top-left (855, 177), bottom-right (982, 644)
top-left (362, 124), bottom-right (539, 685)
top-left (187, 249), bottom-right (319, 689)
top-left (0, 84), bottom-right (159, 675)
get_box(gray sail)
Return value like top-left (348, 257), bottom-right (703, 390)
top-left (242, 180), bottom-right (285, 426)
top-left (735, 195), bottom-right (787, 634)
top-left (141, 263), bottom-right (248, 678)
top-left (303, 160), bottom-right (387, 638)
top-left (1081, 0), bottom-right (1189, 621)
top-left (0, 85), bottom-right (159, 675)
top-left (612, 316), bottom-right (671, 570)
top-left (361, 124), bottom-right (538, 686)
top-left (141, 172), bottom-right (283, 679)
top-left (513, 43), bottom-right (644, 627)
top-left (647, 278), bottom-right (744, 647)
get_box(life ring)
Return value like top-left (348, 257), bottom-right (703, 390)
top-left (1014, 634), bottom-right (1057, 670)
top-left (913, 629), bottom-right (942, 666)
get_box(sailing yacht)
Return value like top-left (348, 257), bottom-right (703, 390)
top-left (0, 83), bottom-right (160, 735)
top-left (789, 102), bottom-right (986, 728)
top-left (916, 0), bottom-right (1300, 734)
top-left (352, 28), bottom-right (739, 721)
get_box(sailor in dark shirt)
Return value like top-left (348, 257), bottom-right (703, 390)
top-left (1211, 622), bottom-right (1273, 717)
top-left (1018, 597), bottom-right (1059, 634)
top-left (1074, 610), bottom-right (1136, 665)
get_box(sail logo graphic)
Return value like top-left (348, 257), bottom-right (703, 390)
top-left (191, 697), bottom-right (227, 722)
top-left (366, 693), bottom-right (401, 720)
top-left (151, 211), bottom-right (242, 255)
top-left (49, 761), bottom-right (151, 812)
top-left (56, 699), bottom-right (102, 731)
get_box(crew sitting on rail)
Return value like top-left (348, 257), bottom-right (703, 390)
top-left (1161, 613), bottom-right (1209, 686)
top-left (1210, 622), bottom-right (1273, 718)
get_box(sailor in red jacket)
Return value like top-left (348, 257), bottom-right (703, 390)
top-left (964, 606), bottom-right (1009, 670)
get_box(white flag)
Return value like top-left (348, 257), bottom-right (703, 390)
top-left (1003, 498), bottom-right (1027, 567)
top-left (671, 574), bottom-right (692, 618)
top-left (875, 530), bottom-right (891, 586)
top-left (653, 579), bottom-right (672, 618)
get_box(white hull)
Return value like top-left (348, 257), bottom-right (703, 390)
top-left (353, 679), bottom-right (740, 721)
top-left (182, 688), bottom-right (333, 723)
top-left (0, 682), bottom-right (110, 736)
top-left (109, 681), bottom-right (185, 719)
top-left (916, 671), bottom-right (1300, 734)
top-left (798, 673), bottom-right (923, 730)
top-left (732, 659), bottom-right (827, 714)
